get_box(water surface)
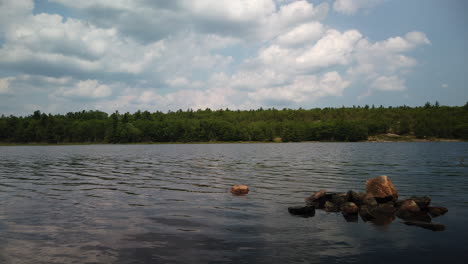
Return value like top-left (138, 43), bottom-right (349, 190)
top-left (1, 142), bottom-right (467, 263)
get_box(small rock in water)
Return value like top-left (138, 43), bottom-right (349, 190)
top-left (366, 175), bottom-right (398, 202)
top-left (359, 205), bottom-right (375, 221)
top-left (399, 199), bottom-right (420, 212)
top-left (343, 213), bottom-right (359, 222)
top-left (331, 193), bottom-right (348, 207)
top-left (288, 206), bottom-right (316, 216)
top-left (372, 203), bottom-right (397, 215)
top-left (362, 194), bottom-right (378, 207)
top-left (409, 196), bottom-right (431, 210)
top-left (341, 202), bottom-right (359, 215)
top-left (404, 221), bottom-right (446, 231)
top-left (230, 184), bottom-right (249, 195)
top-left (346, 190), bottom-right (365, 205)
top-left (396, 210), bottom-right (431, 222)
top-left (324, 201), bottom-right (339, 212)
top-left (428, 206), bottom-right (448, 217)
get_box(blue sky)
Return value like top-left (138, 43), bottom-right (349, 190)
top-left (0, 0), bottom-right (467, 115)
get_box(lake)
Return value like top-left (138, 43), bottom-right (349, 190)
top-left (1, 142), bottom-right (467, 263)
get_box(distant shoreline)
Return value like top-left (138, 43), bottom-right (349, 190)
top-left (0, 135), bottom-right (465, 146)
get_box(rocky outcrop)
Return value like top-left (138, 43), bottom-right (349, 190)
top-left (288, 175), bottom-right (448, 231)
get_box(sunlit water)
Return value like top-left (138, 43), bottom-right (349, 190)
top-left (0, 142), bottom-right (467, 263)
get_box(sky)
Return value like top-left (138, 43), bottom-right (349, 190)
top-left (0, 0), bottom-right (467, 115)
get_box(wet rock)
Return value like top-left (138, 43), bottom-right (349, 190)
top-left (366, 175), bottom-right (398, 201)
top-left (374, 196), bottom-right (395, 204)
top-left (372, 203), bottom-right (397, 215)
top-left (362, 194), bottom-right (378, 207)
top-left (396, 210), bottom-right (431, 222)
top-left (370, 214), bottom-right (395, 226)
top-left (331, 193), bottom-right (348, 207)
top-left (341, 202), bottom-right (359, 215)
top-left (305, 190), bottom-right (327, 202)
top-left (399, 200), bottom-right (420, 212)
top-left (346, 190), bottom-right (365, 205)
top-left (288, 206), bottom-right (316, 216)
top-left (409, 196), bottom-right (431, 210)
top-left (360, 204), bottom-right (396, 225)
top-left (230, 184), bottom-right (249, 195)
top-left (343, 213), bottom-right (359, 222)
top-left (324, 201), bottom-right (340, 212)
top-left (428, 206), bottom-right (448, 217)
top-left (305, 190), bottom-right (325, 207)
top-left (305, 190), bottom-right (336, 209)
top-left (404, 221), bottom-right (445, 231)
top-left (359, 205), bottom-right (375, 221)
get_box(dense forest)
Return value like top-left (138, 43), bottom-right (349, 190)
top-left (0, 102), bottom-right (467, 144)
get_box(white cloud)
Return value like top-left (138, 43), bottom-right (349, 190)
top-left (247, 71), bottom-right (350, 105)
top-left (0, 0), bottom-right (432, 114)
top-left (0, 77), bottom-right (12, 94)
top-left (276, 22), bottom-right (325, 47)
top-left (371, 75), bottom-right (406, 91)
top-left (333, 0), bottom-right (383, 15)
top-left (441, 83), bottom-right (449, 89)
top-left (57, 79), bottom-right (112, 98)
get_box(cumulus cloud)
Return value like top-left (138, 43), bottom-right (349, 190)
top-left (333, 0), bottom-right (383, 15)
top-left (0, 0), bottom-right (431, 114)
top-left (0, 77), bottom-right (12, 94)
top-left (57, 79), bottom-right (112, 99)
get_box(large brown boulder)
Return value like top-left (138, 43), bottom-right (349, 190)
top-left (366, 176), bottom-right (398, 201)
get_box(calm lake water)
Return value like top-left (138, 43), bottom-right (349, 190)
top-left (1, 142), bottom-right (467, 263)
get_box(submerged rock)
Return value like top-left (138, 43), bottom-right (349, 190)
top-left (343, 213), bottom-right (359, 222)
top-left (428, 206), bottom-right (448, 217)
top-left (396, 210), bottom-right (431, 222)
top-left (288, 205), bottom-right (316, 216)
top-left (404, 221), bottom-right (446, 231)
top-left (366, 175), bottom-right (398, 201)
top-left (230, 184), bottom-right (249, 195)
top-left (373, 203), bottom-right (397, 215)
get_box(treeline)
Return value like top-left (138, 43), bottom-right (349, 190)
top-left (0, 102), bottom-right (467, 143)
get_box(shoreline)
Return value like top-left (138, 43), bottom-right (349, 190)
top-left (0, 135), bottom-right (465, 146)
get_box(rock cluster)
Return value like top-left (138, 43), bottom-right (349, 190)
top-left (288, 176), bottom-right (448, 231)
